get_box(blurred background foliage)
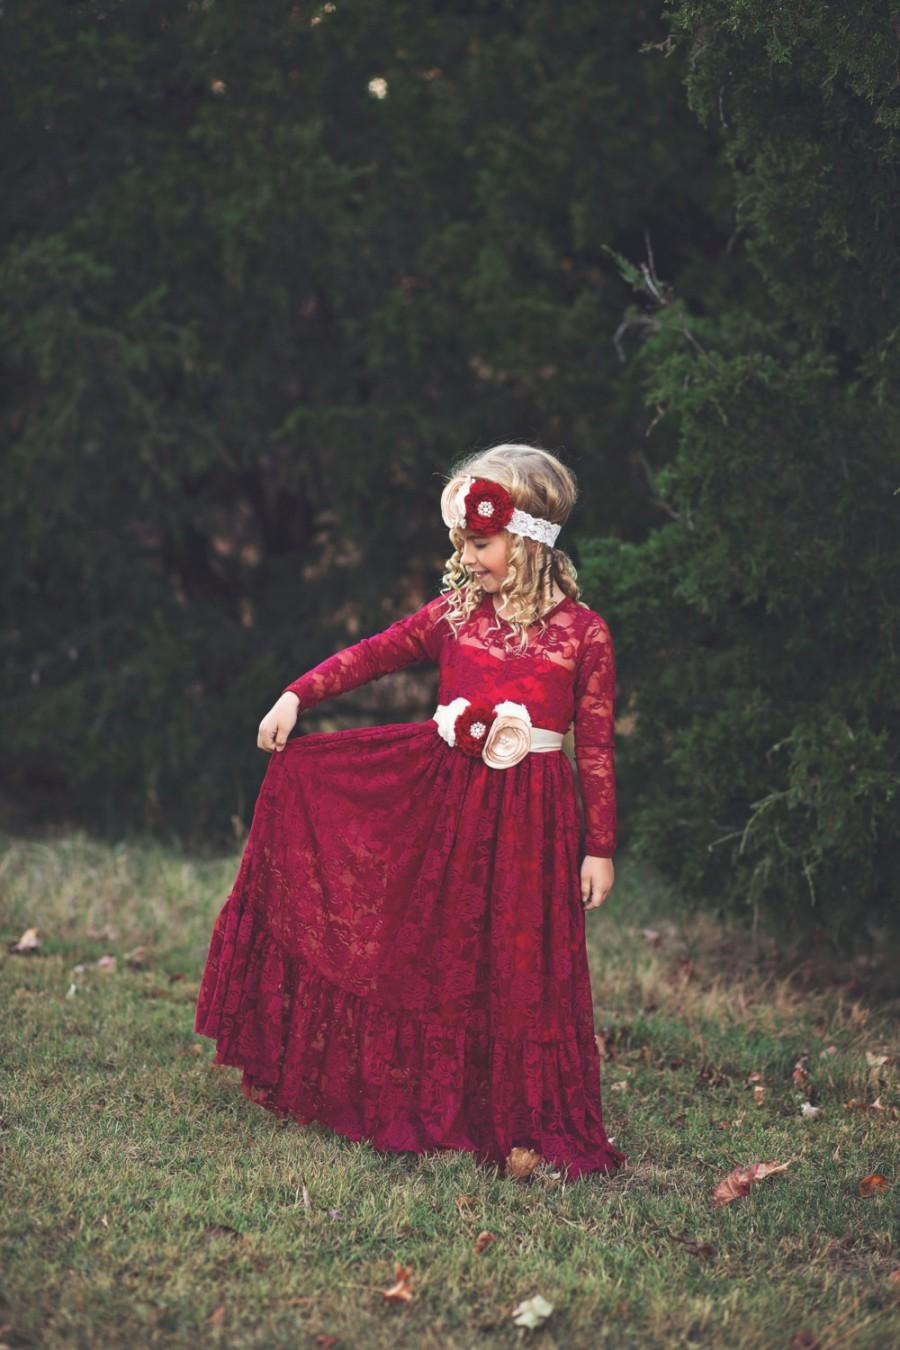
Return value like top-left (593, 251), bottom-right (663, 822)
top-left (1, 0), bottom-right (897, 946)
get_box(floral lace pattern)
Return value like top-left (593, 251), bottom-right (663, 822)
top-left (281, 592), bottom-right (617, 856)
top-left (195, 590), bottom-right (626, 1180)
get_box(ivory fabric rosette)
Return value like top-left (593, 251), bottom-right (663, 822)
top-left (481, 700), bottom-right (533, 769)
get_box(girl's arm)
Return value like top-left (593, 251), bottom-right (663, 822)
top-left (281, 594), bottom-right (447, 711)
top-left (572, 615), bottom-right (617, 859)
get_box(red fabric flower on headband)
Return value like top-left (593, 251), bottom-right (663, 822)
top-left (464, 478), bottom-right (516, 534)
top-left (454, 699), bottom-right (498, 757)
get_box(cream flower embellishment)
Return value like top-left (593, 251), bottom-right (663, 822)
top-left (433, 696), bottom-right (471, 747)
top-left (482, 700), bottom-right (533, 769)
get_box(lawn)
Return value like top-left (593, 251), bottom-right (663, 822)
top-left (1, 828), bottom-right (897, 1348)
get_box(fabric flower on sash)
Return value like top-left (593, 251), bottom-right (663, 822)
top-left (482, 700), bottom-right (533, 768)
top-left (433, 698), bottom-right (533, 767)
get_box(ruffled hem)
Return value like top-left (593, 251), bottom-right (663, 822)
top-left (195, 889), bottom-right (628, 1182)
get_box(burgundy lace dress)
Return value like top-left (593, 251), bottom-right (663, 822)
top-left (194, 590), bottom-right (627, 1180)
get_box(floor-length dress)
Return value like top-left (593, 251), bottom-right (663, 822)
top-left (194, 589), bottom-right (628, 1180)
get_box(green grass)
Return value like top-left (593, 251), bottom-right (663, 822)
top-left (1, 827), bottom-right (897, 1348)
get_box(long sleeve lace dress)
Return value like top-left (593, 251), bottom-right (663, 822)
top-left (194, 590), bottom-right (627, 1180)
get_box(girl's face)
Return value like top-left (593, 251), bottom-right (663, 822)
top-left (460, 531), bottom-right (509, 592)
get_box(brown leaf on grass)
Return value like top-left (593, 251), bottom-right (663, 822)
top-left (382, 1262), bottom-right (415, 1302)
top-left (641, 927), bottom-right (662, 946)
top-left (712, 1159), bottom-right (793, 1207)
top-left (753, 1085), bottom-right (766, 1105)
top-left (8, 926), bottom-right (40, 954)
top-left (857, 1173), bottom-right (889, 1197)
top-left (505, 1147), bottom-right (543, 1179)
top-left (746, 1071), bottom-right (763, 1084)
top-left (848, 1000), bottom-right (869, 1028)
top-left (680, 1239), bottom-right (716, 1258)
top-left (888, 1269), bottom-right (900, 1285)
top-left (844, 1097), bottom-right (900, 1118)
top-left (125, 946), bottom-right (148, 968)
top-left (473, 1230), bottom-right (496, 1254)
top-left (454, 1193), bottom-right (474, 1213)
top-left (207, 1305), bottom-right (225, 1326)
top-left (788, 1331), bottom-right (821, 1349)
top-left (314, 1336), bottom-right (338, 1348)
top-left (792, 1057), bottom-right (811, 1088)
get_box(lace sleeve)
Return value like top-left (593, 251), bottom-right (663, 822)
top-left (573, 615), bottom-right (617, 858)
top-left (281, 594), bottom-right (447, 711)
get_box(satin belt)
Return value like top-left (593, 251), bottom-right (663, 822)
top-left (529, 727), bottom-right (565, 753)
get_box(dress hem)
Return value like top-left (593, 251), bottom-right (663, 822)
top-left (194, 888), bottom-right (629, 1183)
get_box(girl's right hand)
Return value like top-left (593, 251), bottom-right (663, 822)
top-left (257, 691), bottom-right (300, 753)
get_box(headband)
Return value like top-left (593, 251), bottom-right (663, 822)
top-left (442, 476), bottom-right (561, 547)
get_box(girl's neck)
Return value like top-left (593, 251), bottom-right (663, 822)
top-left (491, 584), bottom-right (566, 621)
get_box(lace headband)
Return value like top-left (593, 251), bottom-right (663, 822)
top-left (442, 476), bottom-right (561, 547)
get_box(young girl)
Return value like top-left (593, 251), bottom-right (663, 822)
top-left (195, 443), bottom-right (627, 1181)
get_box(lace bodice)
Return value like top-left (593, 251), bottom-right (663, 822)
top-left (281, 591), bottom-right (617, 857)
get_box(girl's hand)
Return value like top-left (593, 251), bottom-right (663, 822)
top-left (257, 691), bottom-right (300, 753)
top-left (581, 855), bottom-right (614, 910)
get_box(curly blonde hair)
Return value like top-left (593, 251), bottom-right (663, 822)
top-left (438, 443), bottom-right (582, 654)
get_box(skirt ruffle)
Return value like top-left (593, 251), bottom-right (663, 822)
top-left (195, 719), bottom-right (627, 1181)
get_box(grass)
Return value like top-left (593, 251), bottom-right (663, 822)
top-left (1, 826), bottom-right (898, 1348)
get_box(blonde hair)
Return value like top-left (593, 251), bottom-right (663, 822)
top-left (438, 442), bottom-right (582, 654)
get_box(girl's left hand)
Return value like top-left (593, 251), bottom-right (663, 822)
top-left (581, 855), bottom-right (614, 910)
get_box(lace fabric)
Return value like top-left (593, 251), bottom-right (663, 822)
top-left (195, 589), bottom-right (626, 1180)
top-left (281, 591), bottom-right (617, 856)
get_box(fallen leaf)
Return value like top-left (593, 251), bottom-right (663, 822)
top-left (844, 1098), bottom-right (900, 1118)
top-left (800, 1102), bottom-right (821, 1119)
top-left (8, 926), bottom-right (40, 954)
top-left (753, 1085), bottom-right (765, 1105)
top-left (641, 928), bottom-right (662, 946)
top-left (788, 1331), bottom-right (821, 1349)
top-left (473, 1230), bottom-right (496, 1254)
top-left (382, 1262), bottom-right (414, 1302)
top-left (747, 1071), bottom-right (764, 1084)
top-left (681, 1239), bottom-right (716, 1258)
top-left (858, 1173), bottom-right (888, 1197)
top-left (792, 1058), bottom-right (811, 1088)
top-left (125, 947), bottom-right (148, 968)
top-left (207, 1305), bottom-right (225, 1326)
top-left (455, 1194), bottom-right (474, 1213)
top-left (512, 1294), bottom-right (554, 1329)
top-left (865, 1052), bottom-right (889, 1069)
top-left (712, 1159), bottom-right (793, 1207)
top-left (506, 1147), bottom-right (542, 1180)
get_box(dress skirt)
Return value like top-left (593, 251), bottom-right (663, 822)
top-left (194, 718), bottom-right (627, 1180)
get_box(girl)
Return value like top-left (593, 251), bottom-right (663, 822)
top-left (195, 443), bottom-right (627, 1181)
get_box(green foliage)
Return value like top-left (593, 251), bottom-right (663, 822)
top-left (575, 1), bottom-right (900, 943)
top-left (0, 0), bottom-right (728, 845)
